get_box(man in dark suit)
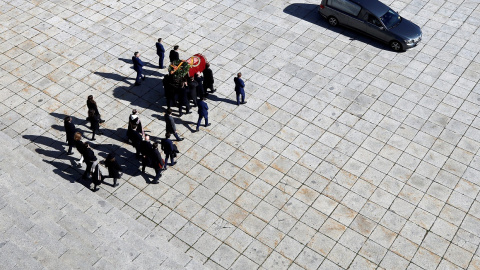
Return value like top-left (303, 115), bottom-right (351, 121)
top-left (82, 142), bottom-right (96, 179)
top-left (127, 128), bottom-right (143, 158)
top-left (163, 75), bottom-right (175, 109)
top-left (234, 72), bottom-right (246, 105)
top-left (169, 45), bottom-right (180, 63)
top-left (156, 38), bottom-right (165, 69)
top-left (194, 72), bottom-right (204, 99)
top-left (202, 63), bottom-right (215, 95)
top-left (64, 116), bottom-right (76, 155)
top-left (165, 108), bottom-right (183, 141)
top-left (178, 82), bottom-right (191, 116)
top-left (140, 135), bottom-right (153, 173)
top-left (161, 133), bottom-right (176, 167)
top-left (196, 97), bottom-right (210, 132)
top-left (188, 76), bottom-right (198, 107)
top-left (132, 52), bottom-right (145, 86)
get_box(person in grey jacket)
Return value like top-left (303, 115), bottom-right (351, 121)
top-left (164, 108), bottom-right (183, 141)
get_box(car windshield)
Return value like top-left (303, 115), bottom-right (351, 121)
top-left (380, 9), bottom-right (401, 29)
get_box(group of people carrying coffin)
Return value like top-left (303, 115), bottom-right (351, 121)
top-left (162, 61), bottom-right (216, 116)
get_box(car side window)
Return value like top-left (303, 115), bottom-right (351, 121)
top-left (327, 0), bottom-right (361, 16)
top-left (367, 14), bottom-right (382, 27)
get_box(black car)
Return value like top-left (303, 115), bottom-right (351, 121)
top-left (318, 0), bottom-right (422, 51)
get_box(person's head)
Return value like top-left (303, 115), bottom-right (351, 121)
top-left (134, 51), bottom-right (139, 57)
top-left (145, 135), bottom-right (150, 141)
top-left (88, 95), bottom-right (93, 101)
top-left (88, 109), bottom-right (95, 117)
top-left (153, 142), bottom-right (158, 149)
top-left (205, 63), bottom-right (210, 68)
top-left (74, 132), bottom-right (82, 141)
top-left (237, 72), bottom-right (242, 78)
top-left (158, 38), bottom-right (162, 42)
top-left (64, 116), bottom-right (71, 123)
top-left (165, 133), bottom-right (171, 139)
top-left (132, 109), bottom-right (137, 115)
top-left (166, 108), bottom-right (173, 115)
top-left (174, 45), bottom-right (179, 50)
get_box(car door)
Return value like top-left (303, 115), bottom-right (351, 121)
top-left (327, 0), bottom-right (361, 27)
top-left (360, 12), bottom-right (391, 42)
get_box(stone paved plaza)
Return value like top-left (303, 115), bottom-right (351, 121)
top-left (1, 0), bottom-right (480, 269)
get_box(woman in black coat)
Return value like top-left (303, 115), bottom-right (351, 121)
top-left (64, 116), bottom-right (76, 154)
top-left (87, 95), bottom-right (105, 123)
top-left (104, 153), bottom-right (122, 187)
top-left (86, 109), bottom-right (103, 140)
top-left (74, 132), bottom-right (86, 167)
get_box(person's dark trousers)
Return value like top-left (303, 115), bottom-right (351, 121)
top-left (83, 161), bottom-right (93, 178)
top-left (165, 153), bottom-right (175, 166)
top-left (153, 168), bottom-right (162, 183)
top-left (158, 53), bottom-right (164, 68)
top-left (205, 83), bottom-right (215, 93)
top-left (135, 71), bottom-right (142, 85)
top-left (172, 132), bottom-right (182, 141)
top-left (179, 103), bottom-right (191, 116)
top-left (67, 145), bottom-right (73, 154)
top-left (196, 115), bottom-right (209, 131)
top-left (166, 96), bottom-right (175, 109)
top-left (91, 129), bottom-right (102, 140)
top-left (141, 157), bottom-right (149, 172)
top-left (236, 90), bottom-right (245, 105)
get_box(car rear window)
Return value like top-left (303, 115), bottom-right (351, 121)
top-left (327, 0), bottom-right (361, 16)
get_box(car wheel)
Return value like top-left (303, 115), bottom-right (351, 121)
top-left (390, 40), bottom-right (402, 52)
top-left (328, 16), bottom-right (338, 27)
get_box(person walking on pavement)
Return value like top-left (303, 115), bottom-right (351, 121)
top-left (161, 133), bottom-right (176, 168)
top-left (127, 109), bottom-right (144, 138)
top-left (169, 45), bottom-right (180, 63)
top-left (74, 132), bottom-right (86, 167)
top-left (234, 72), bottom-right (247, 105)
top-left (127, 125), bottom-right (143, 158)
top-left (196, 97), bottom-right (210, 132)
top-left (86, 109), bottom-right (103, 141)
top-left (132, 51), bottom-right (145, 86)
top-left (151, 142), bottom-right (165, 184)
top-left (64, 116), bottom-right (76, 155)
top-left (140, 135), bottom-right (154, 173)
top-left (156, 38), bottom-right (165, 69)
top-left (90, 158), bottom-right (103, 192)
top-left (104, 153), bottom-right (122, 187)
top-left (203, 63), bottom-right (216, 95)
top-left (165, 108), bottom-right (184, 141)
top-left (87, 95), bottom-right (105, 123)
top-left (82, 142), bottom-right (96, 179)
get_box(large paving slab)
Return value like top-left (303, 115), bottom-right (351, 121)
top-left (1, 0), bottom-right (480, 269)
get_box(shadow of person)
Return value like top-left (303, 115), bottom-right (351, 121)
top-left (94, 72), bottom-right (134, 84)
top-left (283, 3), bottom-right (388, 50)
top-left (118, 58), bottom-right (159, 69)
top-left (207, 93), bottom-right (238, 105)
